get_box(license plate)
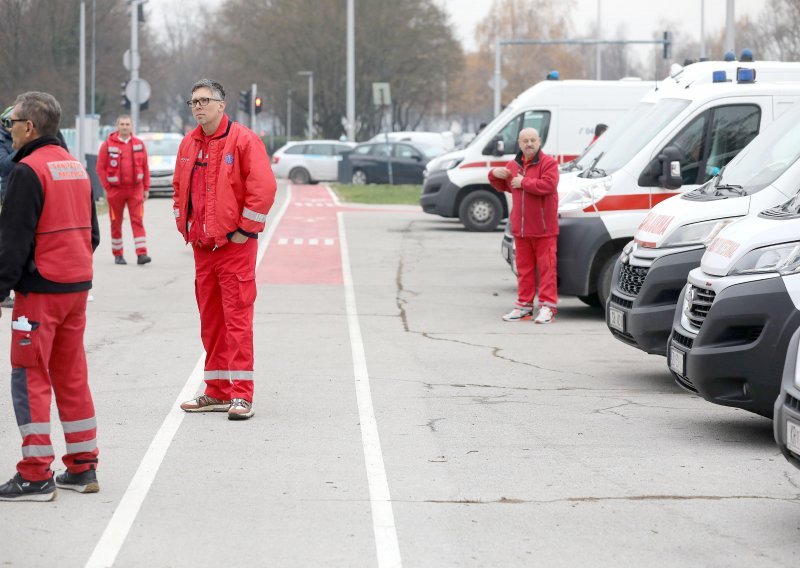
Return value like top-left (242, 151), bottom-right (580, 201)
top-left (608, 307), bottom-right (625, 332)
top-left (669, 346), bottom-right (685, 376)
top-left (788, 420), bottom-right (800, 456)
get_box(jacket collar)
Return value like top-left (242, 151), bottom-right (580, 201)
top-left (13, 135), bottom-right (62, 162)
top-left (514, 149), bottom-right (541, 167)
top-left (109, 131), bottom-right (134, 144)
top-left (192, 114), bottom-right (232, 142)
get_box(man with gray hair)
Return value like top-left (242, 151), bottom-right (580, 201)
top-left (173, 79), bottom-right (276, 420)
top-left (0, 92), bottom-right (101, 501)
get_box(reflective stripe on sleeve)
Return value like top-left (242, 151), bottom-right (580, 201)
top-left (66, 440), bottom-right (97, 454)
top-left (61, 417), bottom-right (97, 434)
top-left (242, 208), bottom-right (267, 223)
top-left (19, 422), bottom-right (50, 437)
top-left (173, 208), bottom-right (180, 219)
top-left (22, 444), bottom-right (54, 458)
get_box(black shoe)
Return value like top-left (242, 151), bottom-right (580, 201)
top-left (137, 254), bottom-right (151, 265)
top-left (0, 472), bottom-right (56, 502)
top-left (114, 256), bottom-right (127, 265)
top-left (55, 469), bottom-right (99, 494)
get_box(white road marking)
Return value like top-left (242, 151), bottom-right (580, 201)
top-left (337, 212), bottom-right (403, 568)
top-left (85, 187), bottom-right (293, 568)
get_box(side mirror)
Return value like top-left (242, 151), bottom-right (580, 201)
top-left (412, 154), bottom-right (422, 162)
top-left (494, 139), bottom-right (505, 156)
top-left (637, 145), bottom-right (682, 189)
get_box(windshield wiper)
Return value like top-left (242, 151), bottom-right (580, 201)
top-left (561, 160), bottom-right (582, 172)
top-left (579, 152), bottom-right (606, 178)
top-left (713, 183), bottom-right (745, 197)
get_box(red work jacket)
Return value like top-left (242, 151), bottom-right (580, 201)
top-left (96, 132), bottom-right (149, 192)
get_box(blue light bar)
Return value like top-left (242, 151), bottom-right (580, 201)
top-left (712, 70), bottom-right (727, 83)
top-left (737, 67), bottom-right (756, 83)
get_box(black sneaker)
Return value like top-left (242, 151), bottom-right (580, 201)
top-left (114, 256), bottom-right (127, 265)
top-left (137, 254), bottom-right (152, 265)
top-left (0, 472), bottom-right (57, 502)
top-left (55, 469), bottom-right (99, 494)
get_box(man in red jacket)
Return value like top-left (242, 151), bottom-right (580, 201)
top-left (489, 128), bottom-right (560, 324)
top-left (0, 91), bottom-right (101, 501)
top-left (173, 79), bottom-right (276, 420)
top-left (96, 115), bottom-right (151, 266)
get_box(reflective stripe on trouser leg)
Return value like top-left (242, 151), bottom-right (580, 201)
top-left (107, 190), bottom-right (126, 256)
top-left (514, 236), bottom-right (537, 307)
top-left (193, 240), bottom-right (257, 402)
top-left (128, 192), bottom-right (147, 255)
top-left (534, 236), bottom-right (558, 307)
top-left (49, 291), bottom-right (98, 473)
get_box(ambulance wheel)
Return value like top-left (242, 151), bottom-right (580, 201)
top-left (577, 294), bottom-right (602, 308)
top-left (289, 167), bottom-right (311, 185)
top-left (459, 190), bottom-right (502, 232)
top-left (596, 254), bottom-right (618, 307)
top-left (352, 169), bottom-right (368, 185)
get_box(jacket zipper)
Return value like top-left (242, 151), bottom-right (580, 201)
top-left (541, 207), bottom-right (546, 232)
top-left (520, 162), bottom-right (526, 237)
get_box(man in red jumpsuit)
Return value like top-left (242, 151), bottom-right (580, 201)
top-left (0, 92), bottom-right (101, 501)
top-left (96, 114), bottom-right (151, 265)
top-left (174, 79), bottom-right (276, 420)
top-left (489, 127), bottom-right (560, 324)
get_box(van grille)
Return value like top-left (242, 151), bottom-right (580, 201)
top-left (672, 330), bottom-right (694, 349)
top-left (787, 392), bottom-right (800, 412)
top-left (610, 294), bottom-right (633, 309)
top-left (618, 262), bottom-right (649, 297)
top-left (685, 285), bottom-right (716, 329)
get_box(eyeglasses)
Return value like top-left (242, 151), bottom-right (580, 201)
top-left (185, 97), bottom-right (222, 108)
top-left (2, 117), bottom-right (28, 129)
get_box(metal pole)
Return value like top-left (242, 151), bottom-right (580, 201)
top-left (78, 1), bottom-right (86, 164)
top-left (308, 73), bottom-right (314, 139)
top-left (287, 89), bottom-right (292, 140)
top-left (700, 0), bottom-right (706, 59)
top-left (596, 0), bottom-right (602, 80)
top-left (130, 0), bottom-right (140, 133)
top-left (346, 0), bottom-right (355, 141)
top-left (725, 0), bottom-right (735, 54)
top-left (90, 0), bottom-right (96, 115)
top-left (493, 38), bottom-right (501, 116)
top-left (250, 83), bottom-right (256, 131)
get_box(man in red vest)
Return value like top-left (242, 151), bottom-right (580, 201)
top-left (0, 91), bottom-right (101, 501)
top-left (174, 79), bottom-right (276, 420)
top-left (96, 114), bottom-right (151, 265)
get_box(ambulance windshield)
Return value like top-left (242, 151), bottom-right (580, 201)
top-left (581, 98), bottom-right (690, 177)
top-left (693, 102), bottom-right (800, 198)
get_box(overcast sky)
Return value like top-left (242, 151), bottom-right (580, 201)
top-left (148, 0), bottom-right (766, 61)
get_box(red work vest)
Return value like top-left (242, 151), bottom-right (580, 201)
top-left (20, 144), bottom-right (93, 283)
top-left (103, 134), bottom-right (147, 189)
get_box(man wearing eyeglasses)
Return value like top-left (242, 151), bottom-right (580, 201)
top-left (174, 79), bottom-right (276, 420)
top-left (96, 114), bottom-right (151, 266)
top-left (0, 92), bottom-right (101, 501)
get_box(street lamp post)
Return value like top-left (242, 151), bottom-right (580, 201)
top-left (298, 71), bottom-right (313, 139)
top-left (78, 0), bottom-right (86, 165)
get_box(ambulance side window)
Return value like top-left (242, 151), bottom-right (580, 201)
top-left (703, 104), bottom-right (761, 182)
top-left (665, 113), bottom-right (707, 185)
top-left (483, 110), bottom-right (551, 156)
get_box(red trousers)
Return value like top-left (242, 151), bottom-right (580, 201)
top-left (108, 188), bottom-right (147, 257)
top-left (514, 235), bottom-right (558, 308)
top-left (193, 239), bottom-right (258, 402)
top-left (9, 291), bottom-right (98, 481)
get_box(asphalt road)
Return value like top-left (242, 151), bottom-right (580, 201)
top-left (0, 181), bottom-right (798, 567)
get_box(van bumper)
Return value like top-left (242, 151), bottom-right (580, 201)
top-left (608, 247), bottom-right (704, 356)
top-left (668, 277), bottom-right (800, 418)
top-left (420, 170), bottom-right (459, 217)
top-left (557, 217), bottom-right (611, 297)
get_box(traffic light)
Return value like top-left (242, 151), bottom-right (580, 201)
top-left (663, 31), bottom-right (673, 60)
top-left (239, 90), bottom-right (251, 114)
top-left (121, 81), bottom-right (131, 109)
top-left (254, 96), bottom-right (263, 115)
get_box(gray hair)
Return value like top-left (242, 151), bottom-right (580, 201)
top-left (115, 114), bottom-right (131, 123)
top-left (191, 79), bottom-right (225, 100)
top-left (14, 91), bottom-right (61, 137)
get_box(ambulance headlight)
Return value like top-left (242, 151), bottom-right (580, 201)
top-left (558, 177), bottom-right (612, 212)
top-left (661, 218), bottom-right (739, 248)
top-left (728, 241), bottom-right (800, 276)
top-left (427, 157), bottom-right (462, 174)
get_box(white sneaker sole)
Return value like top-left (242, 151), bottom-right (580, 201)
top-left (0, 490), bottom-right (57, 502)
top-left (181, 404), bottom-right (231, 413)
top-left (228, 408), bottom-right (255, 420)
top-left (56, 481), bottom-right (99, 493)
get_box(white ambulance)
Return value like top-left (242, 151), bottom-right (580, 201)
top-left (607, 99), bottom-right (800, 356)
top-left (556, 68), bottom-right (800, 308)
top-left (421, 79), bottom-right (652, 231)
top-left (668, 192), bottom-right (800, 418)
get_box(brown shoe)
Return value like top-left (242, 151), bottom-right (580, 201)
top-left (180, 395), bottom-right (231, 412)
top-left (227, 398), bottom-right (254, 420)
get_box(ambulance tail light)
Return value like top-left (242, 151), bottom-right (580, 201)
top-left (558, 177), bottom-right (612, 212)
top-left (728, 241), bottom-right (800, 276)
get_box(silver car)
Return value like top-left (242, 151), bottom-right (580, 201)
top-left (271, 140), bottom-right (356, 184)
top-left (138, 132), bottom-right (183, 197)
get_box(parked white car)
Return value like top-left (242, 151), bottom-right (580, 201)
top-left (138, 132), bottom-right (183, 197)
top-left (271, 140), bottom-right (356, 184)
